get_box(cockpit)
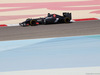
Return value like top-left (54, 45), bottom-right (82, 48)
top-left (47, 13), bottom-right (56, 18)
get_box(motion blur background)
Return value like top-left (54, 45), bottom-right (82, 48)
top-left (0, 0), bottom-right (100, 24)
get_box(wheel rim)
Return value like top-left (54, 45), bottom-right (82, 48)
top-left (30, 20), bottom-right (36, 26)
top-left (64, 17), bottom-right (70, 23)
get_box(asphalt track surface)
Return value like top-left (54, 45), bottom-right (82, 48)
top-left (0, 20), bottom-right (100, 41)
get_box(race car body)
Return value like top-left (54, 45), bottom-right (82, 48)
top-left (19, 12), bottom-right (72, 27)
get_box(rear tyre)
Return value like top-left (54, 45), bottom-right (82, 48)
top-left (64, 17), bottom-right (70, 23)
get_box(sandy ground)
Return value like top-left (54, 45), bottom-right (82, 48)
top-left (0, 0), bottom-right (100, 24)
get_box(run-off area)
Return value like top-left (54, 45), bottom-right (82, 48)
top-left (0, 35), bottom-right (100, 75)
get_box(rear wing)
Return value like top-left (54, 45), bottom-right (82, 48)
top-left (63, 12), bottom-right (72, 20)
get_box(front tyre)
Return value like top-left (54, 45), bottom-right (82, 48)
top-left (30, 20), bottom-right (37, 26)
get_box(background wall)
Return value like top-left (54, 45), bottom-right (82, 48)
top-left (0, 0), bottom-right (100, 24)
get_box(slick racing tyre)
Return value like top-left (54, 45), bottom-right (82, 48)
top-left (30, 20), bottom-right (37, 26)
top-left (64, 17), bottom-right (70, 23)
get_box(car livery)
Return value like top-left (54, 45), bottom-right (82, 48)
top-left (19, 12), bottom-right (72, 27)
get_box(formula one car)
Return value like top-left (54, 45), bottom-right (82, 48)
top-left (19, 12), bottom-right (72, 27)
